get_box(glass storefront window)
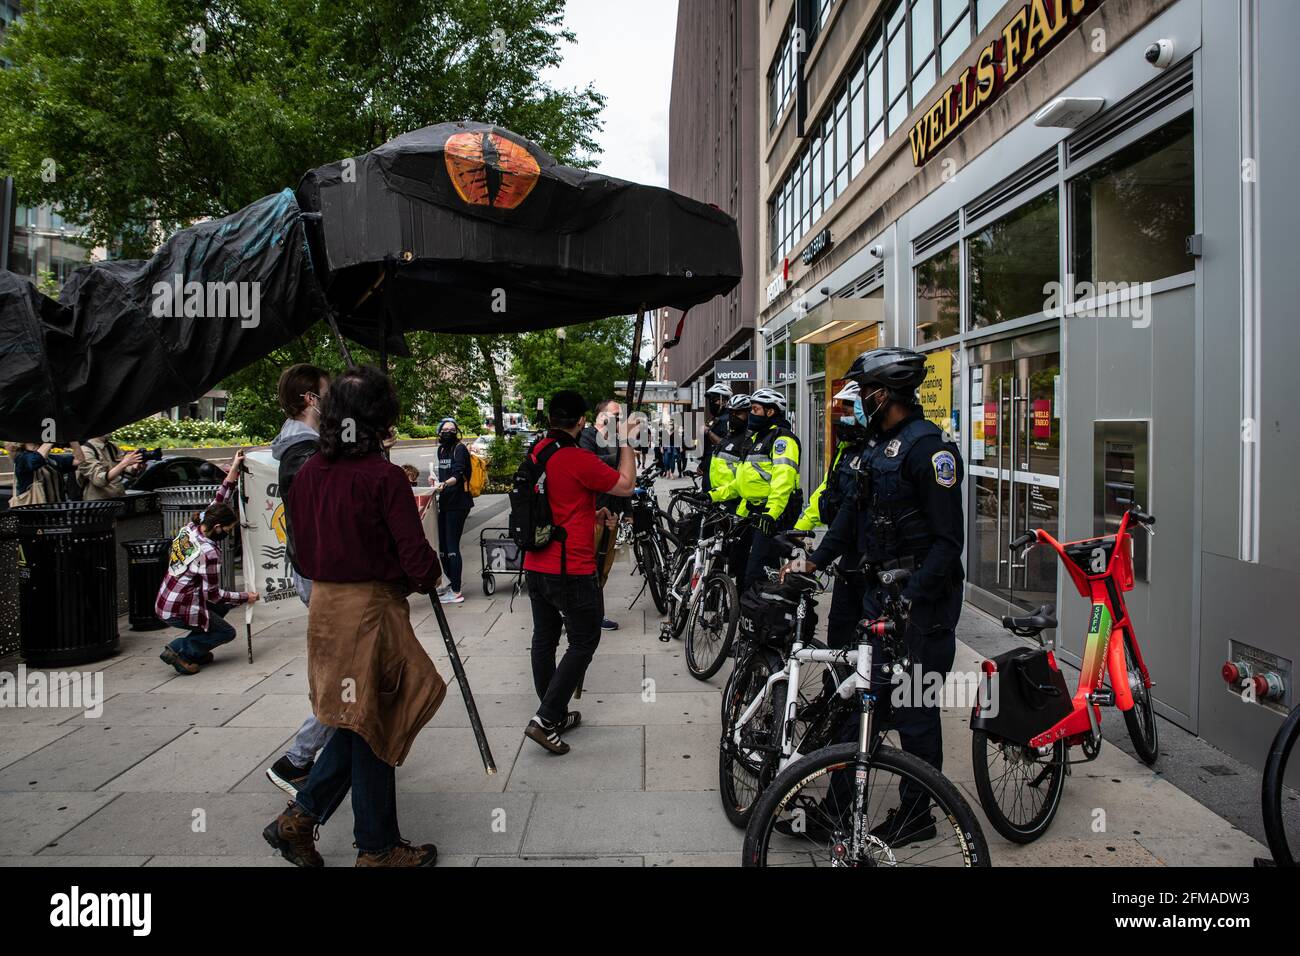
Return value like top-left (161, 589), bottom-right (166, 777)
top-left (1071, 113), bottom-right (1195, 288)
top-left (968, 189), bottom-right (1060, 329)
top-left (809, 343), bottom-right (827, 377)
top-left (914, 244), bottom-right (961, 344)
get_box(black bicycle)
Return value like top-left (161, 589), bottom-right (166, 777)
top-left (1262, 702), bottom-right (1300, 866)
top-left (628, 465), bottom-right (678, 615)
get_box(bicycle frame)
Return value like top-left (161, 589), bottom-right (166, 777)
top-left (1023, 510), bottom-right (1154, 750)
top-left (670, 510), bottom-right (736, 617)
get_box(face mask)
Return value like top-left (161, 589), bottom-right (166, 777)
top-left (208, 529), bottom-right (229, 543)
top-left (728, 416), bottom-right (747, 434)
top-left (440, 432), bottom-right (458, 446)
top-left (747, 413), bottom-right (767, 433)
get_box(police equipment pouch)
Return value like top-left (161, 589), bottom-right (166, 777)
top-left (970, 646), bottom-right (1073, 745)
top-left (738, 581), bottom-right (818, 651)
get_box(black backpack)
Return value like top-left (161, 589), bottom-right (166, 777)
top-left (509, 432), bottom-right (574, 573)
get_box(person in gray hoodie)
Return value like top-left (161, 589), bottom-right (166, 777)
top-left (264, 364), bottom-right (334, 796)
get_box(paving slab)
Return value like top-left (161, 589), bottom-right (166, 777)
top-left (508, 726), bottom-right (643, 792)
top-left (0, 724), bottom-right (187, 791)
top-left (645, 723), bottom-right (723, 791)
top-left (0, 855), bottom-right (149, 866)
top-left (475, 855), bottom-right (643, 867)
top-left (521, 791), bottom-right (743, 855)
top-left (223, 694), bottom-right (315, 729)
top-left (393, 726), bottom-right (524, 794)
top-left (0, 724), bottom-right (80, 771)
top-left (69, 693), bottom-right (259, 728)
top-left (105, 726), bottom-right (295, 793)
top-left (310, 792), bottom-right (537, 857)
top-left (0, 791), bottom-right (121, 855)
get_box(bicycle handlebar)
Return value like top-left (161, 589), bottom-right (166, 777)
top-left (1009, 531), bottom-right (1036, 551)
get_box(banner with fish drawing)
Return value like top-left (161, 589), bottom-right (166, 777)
top-left (239, 450), bottom-right (307, 632)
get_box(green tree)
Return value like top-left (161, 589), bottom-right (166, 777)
top-left (0, 0), bottom-right (605, 437)
top-left (511, 316), bottom-right (636, 422)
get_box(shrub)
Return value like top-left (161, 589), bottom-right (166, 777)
top-left (112, 418), bottom-right (261, 446)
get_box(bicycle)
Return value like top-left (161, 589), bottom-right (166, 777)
top-left (627, 465), bottom-right (678, 615)
top-left (1261, 702), bottom-right (1300, 866)
top-left (739, 563), bottom-right (990, 867)
top-left (659, 504), bottom-right (743, 676)
top-left (970, 507), bottom-right (1158, 844)
top-left (718, 539), bottom-right (853, 826)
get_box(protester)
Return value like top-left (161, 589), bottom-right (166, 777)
top-left (432, 417), bottom-right (473, 605)
top-left (155, 451), bottom-right (259, 675)
top-left (579, 399), bottom-right (624, 630)
top-left (7, 440), bottom-right (83, 505)
top-left (523, 391), bottom-right (635, 755)
top-left (264, 364), bottom-right (334, 796)
top-left (262, 365), bottom-right (446, 868)
top-left (76, 436), bottom-right (143, 500)
top-left (401, 464), bottom-right (420, 484)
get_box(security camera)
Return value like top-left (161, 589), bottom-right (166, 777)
top-left (1144, 39), bottom-right (1174, 69)
top-left (869, 244), bottom-right (884, 259)
top-left (757, 326), bottom-right (774, 339)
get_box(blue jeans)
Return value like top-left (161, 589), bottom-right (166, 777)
top-left (437, 508), bottom-right (469, 592)
top-left (288, 570), bottom-right (334, 769)
top-left (294, 728), bottom-right (400, 854)
top-left (166, 603), bottom-right (236, 661)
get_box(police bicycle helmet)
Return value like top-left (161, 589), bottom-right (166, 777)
top-left (749, 387), bottom-right (789, 416)
top-left (705, 382), bottom-right (734, 398)
top-left (832, 381), bottom-right (861, 403)
top-left (846, 347), bottom-right (927, 395)
top-left (726, 393), bottom-right (752, 412)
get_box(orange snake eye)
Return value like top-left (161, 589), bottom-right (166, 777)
top-left (444, 131), bottom-right (541, 210)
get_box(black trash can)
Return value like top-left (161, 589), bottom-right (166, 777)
top-left (157, 486), bottom-right (237, 591)
top-left (13, 500), bottom-right (124, 666)
top-left (0, 512), bottom-right (19, 659)
top-left (122, 538), bottom-right (171, 632)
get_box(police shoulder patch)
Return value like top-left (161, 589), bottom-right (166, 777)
top-left (773, 438), bottom-right (788, 456)
top-left (931, 451), bottom-right (957, 488)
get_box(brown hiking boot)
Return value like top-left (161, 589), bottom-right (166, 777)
top-left (160, 647), bottom-right (200, 676)
top-left (355, 839), bottom-right (438, 867)
top-left (262, 803), bottom-right (324, 868)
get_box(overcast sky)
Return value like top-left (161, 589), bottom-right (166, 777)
top-left (544, 0), bottom-right (680, 188)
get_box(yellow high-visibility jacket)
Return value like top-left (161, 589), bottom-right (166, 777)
top-left (708, 431), bottom-right (749, 499)
top-left (795, 440), bottom-right (854, 532)
top-left (718, 421), bottom-right (801, 520)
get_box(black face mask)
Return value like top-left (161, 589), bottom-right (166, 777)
top-left (207, 529), bottom-right (229, 543)
top-left (747, 414), bottom-right (768, 433)
top-left (833, 420), bottom-right (870, 445)
top-left (440, 432), bottom-right (458, 447)
top-left (727, 416), bottom-right (748, 434)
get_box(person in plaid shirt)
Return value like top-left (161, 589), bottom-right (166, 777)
top-left (156, 451), bottom-right (259, 675)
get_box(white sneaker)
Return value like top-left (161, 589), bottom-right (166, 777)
top-left (435, 584), bottom-right (451, 597)
top-left (439, 591), bottom-right (465, 605)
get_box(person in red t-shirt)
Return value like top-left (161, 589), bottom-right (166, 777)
top-left (523, 391), bottom-right (636, 755)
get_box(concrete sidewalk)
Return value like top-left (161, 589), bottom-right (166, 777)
top-left (0, 489), bottom-right (1266, 866)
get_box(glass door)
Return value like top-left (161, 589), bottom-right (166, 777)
top-left (967, 330), bottom-right (1060, 611)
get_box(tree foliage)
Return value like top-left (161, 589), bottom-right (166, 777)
top-left (511, 316), bottom-right (636, 424)
top-left (0, 0), bottom-right (610, 436)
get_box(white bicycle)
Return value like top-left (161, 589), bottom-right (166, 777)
top-left (659, 501), bottom-right (744, 681)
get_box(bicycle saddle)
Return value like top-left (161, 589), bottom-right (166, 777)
top-left (1002, 604), bottom-right (1058, 636)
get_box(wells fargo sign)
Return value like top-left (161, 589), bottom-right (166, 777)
top-left (908, 0), bottom-right (1102, 166)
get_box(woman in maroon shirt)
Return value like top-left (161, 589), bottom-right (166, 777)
top-left (263, 366), bottom-right (447, 868)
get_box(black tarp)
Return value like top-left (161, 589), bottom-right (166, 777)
top-left (0, 122), bottom-right (741, 441)
top-left (0, 190), bottom-right (325, 441)
top-left (299, 122), bottom-right (741, 340)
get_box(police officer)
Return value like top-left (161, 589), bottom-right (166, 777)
top-left (791, 381), bottom-right (873, 649)
top-left (714, 388), bottom-right (801, 589)
top-left (709, 393), bottom-right (754, 587)
top-left (699, 382), bottom-right (734, 493)
top-left (784, 347), bottom-right (964, 847)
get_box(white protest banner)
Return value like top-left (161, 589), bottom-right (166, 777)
top-left (239, 450), bottom-right (307, 632)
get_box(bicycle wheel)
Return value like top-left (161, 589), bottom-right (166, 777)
top-left (1263, 703), bottom-right (1300, 866)
top-left (743, 742), bottom-right (990, 867)
top-left (686, 572), bottom-right (739, 681)
top-left (719, 647), bottom-right (783, 828)
top-left (970, 730), bottom-right (1066, 844)
top-left (665, 556), bottom-right (695, 640)
top-left (1120, 628), bottom-right (1159, 765)
top-left (635, 538), bottom-right (669, 615)
top-left (784, 638), bottom-right (853, 758)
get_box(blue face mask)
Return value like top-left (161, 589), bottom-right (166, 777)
top-left (852, 399), bottom-right (870, 428)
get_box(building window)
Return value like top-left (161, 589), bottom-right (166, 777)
top-left (1071, 113), bottom-right (1196, 288)
top-left (915, 243), bottom-right (961, 344)
top-left (768, 17), bottom-right (799, 130)
top-left (911, 0), bottom-right (937, 103)
top-left (968, 189), bottom-right (1060, 330)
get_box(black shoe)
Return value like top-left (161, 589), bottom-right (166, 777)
top-left (524, 717), bottom-right (571, 754)
top-left (266, 755), bottom-right (313, 797)
top-left (555, 711), bottom-right (582, 734)
top-left (601, 618), bottom-right (619, 630)
top-left (774, 802), bottom-right (836, 842)
top-left (869, 806), bottom-right (938, 847)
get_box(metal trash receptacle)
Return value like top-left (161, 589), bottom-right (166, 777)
top-left (157, 486), bottom-right (237, 591)
top-left (0, 512), bottom-right (19, 659)
top-left (122, 538), bottom-right (171, 631)
top-left (13, 500), bottom-right (124, 667)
